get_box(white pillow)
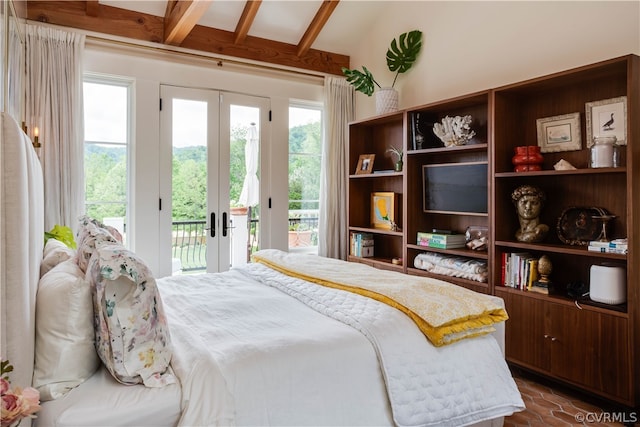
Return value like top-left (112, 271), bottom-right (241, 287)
top-left (33, 259), bottom-right (100, 401)
top-left (40, 238), bottom-right (75, 277)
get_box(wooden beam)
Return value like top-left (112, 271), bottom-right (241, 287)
top-left (296, 0), bottom-right (339, 57)
top-left (164, 0), bottom-right (213, 46)
top-left (28, 1), bottom-right (165, 43)
top-left (25, 0), bottom-right (349, 75)
top-left (182, 24), bottom-right (348, 75)
top-left (164, 0), bottom-right (178, 17)
top-left (234, 0), bottom-right (262, 45)
top-left (85, 0), bottom-right (99, 17)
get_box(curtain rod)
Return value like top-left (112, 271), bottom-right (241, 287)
top-left (85, 34), bottom-right (326, 84)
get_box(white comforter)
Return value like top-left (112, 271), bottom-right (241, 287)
top-left (158, 262), bottom-right (524, 426)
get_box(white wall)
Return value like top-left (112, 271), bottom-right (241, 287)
top-left (350, 1), bottom-right (640, 119)
top-left (84, 42), bottom-right (324, 274)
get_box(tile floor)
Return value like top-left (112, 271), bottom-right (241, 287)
top-left (504, 367), bottom-right (637, 426)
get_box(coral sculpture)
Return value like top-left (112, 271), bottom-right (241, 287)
top-left (433, 115), bottom-right (476, 147)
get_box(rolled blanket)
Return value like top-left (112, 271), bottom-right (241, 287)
top-left (415, 252), bottom-right (487, 275)
top-left (413, 258), bottom-right (487, 283)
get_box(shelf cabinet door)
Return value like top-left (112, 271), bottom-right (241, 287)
top-left (501, 291), bottom-right (550, 372)
top-left (548, 303), bottom-right (631, 402)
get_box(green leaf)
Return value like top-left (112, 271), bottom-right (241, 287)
top-left (1, 359), bottom-right (14, 381)
top-left (44, 224), bottom-right (77, 249)
top-left (341, 66), bottom-right (378, 96)
top-left (386, 30), bottom-right (423, 87)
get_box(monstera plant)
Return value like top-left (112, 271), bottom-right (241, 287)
top-left (342, 30), bottom-right (423, 96)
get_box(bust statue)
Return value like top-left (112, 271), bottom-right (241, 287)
top-left (511, 184), bottom-right (549, 243)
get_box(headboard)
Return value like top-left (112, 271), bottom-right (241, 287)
top-left (0, 112), bottom-right (44, 394)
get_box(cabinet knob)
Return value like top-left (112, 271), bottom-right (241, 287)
top-left (543, 334), bottom-right (558, 342)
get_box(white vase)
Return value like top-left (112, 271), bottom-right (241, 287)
top-left (375, 87), bottom-right (398, 115)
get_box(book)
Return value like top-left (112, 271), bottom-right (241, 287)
top-left (587, 239), bottom-right (628, 254)
top-left (417, 232), bottom-right (466, 247)
top-left (351, 232), bottom-right (374, 257)
top-left (424, 240), bottom-right (466, 249)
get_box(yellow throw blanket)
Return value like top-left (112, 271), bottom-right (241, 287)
top-left (251, 249), bottom-right (508, 346)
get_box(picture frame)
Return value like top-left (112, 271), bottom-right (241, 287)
top-left (355, 154), bottom-right (375, 175)
top-left (371, 192), bottom-right (396, 229)
top-left (585, 96), bottom-right (627, 147)
top-left (536, 112), bottom-right (582, 153)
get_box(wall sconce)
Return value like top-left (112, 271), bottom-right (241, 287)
top-left (21, 121), bottom-right (41, 150)
top-left (33, 126), bottom-right (41, 149)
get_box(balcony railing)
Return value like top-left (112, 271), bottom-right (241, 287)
top-left (172, 220), bottom-right (207, 272)
top-left (172, 212), bottom-right (318, 273)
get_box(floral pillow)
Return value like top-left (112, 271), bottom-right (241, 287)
top-left (87, 243), bottom-right (175, 387)
top-left (75, 216), bottom-right (120, 273)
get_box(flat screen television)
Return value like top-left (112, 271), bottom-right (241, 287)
top-left (422, 162), bottom-right (488, 214)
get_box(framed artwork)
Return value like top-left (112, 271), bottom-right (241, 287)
top-left (536, 113), bottom-right (582, 153)
top-left (371, 192), bottom-right (396, 229)
top-left (585, 96), bottom-right (627, 147)
top-left (355, 154), bottom-right (375, 175)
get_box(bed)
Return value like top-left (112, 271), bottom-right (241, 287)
top-left (1, 112), bottom-right (524, 427)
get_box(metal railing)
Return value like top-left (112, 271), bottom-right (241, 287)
top-left (172, 220), bottom-right (208, 272)
top-left (172, 213), bottom-right (318, 273)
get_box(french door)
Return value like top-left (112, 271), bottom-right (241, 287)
top-left (159, 85), bottom-right (269, 276)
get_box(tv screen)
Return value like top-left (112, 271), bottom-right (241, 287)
top-left (422, 162), bottom-right (488, 214)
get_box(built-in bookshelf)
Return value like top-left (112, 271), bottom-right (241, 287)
top-left (346, 54), bottom-right (639, 408)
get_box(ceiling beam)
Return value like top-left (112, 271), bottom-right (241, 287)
top-left (25, 1), bottom-right (349, 75)
top-left (85, 0), bottom-right (99, 17)
top-left (296, 0), bottom-right (339, 57)
top-left (234, 0), bottom-right (262, 45)
top-left (164, 0), bottom-right (213, 46)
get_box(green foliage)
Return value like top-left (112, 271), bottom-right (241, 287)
top-left (288, 121), bottom-right (321, 210)
top-left (44, 225), bottom-right (77, 249)
top-left (386, 145), bottom-right (403, 162)
top-left (84, 144), bottom-right (127, 221)
top-left (1, 359), bottom-right (13, 381)
top-left (342, 66), bottom-right (377, 96)
top-left (386, 30), bottom-right (423, 87)
top-left (341, 30), bottom-right (423, 96)
top-left (84, 120), bottom-right (321, 224)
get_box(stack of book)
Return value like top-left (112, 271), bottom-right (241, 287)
top-left (587, 239), bottom-right (628, 255)
top-left (416, 232), bottom-right (466, 249)
top-left (350, 232), bottom-right (374, 257)
top-left (500, 252), bottom-right (540, 291)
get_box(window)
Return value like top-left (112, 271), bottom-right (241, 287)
top-left (83, 76), bottom-right (132, 244)
top-left (288, 104), bottom-right (322, 252)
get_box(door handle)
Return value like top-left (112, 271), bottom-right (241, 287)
top-left (223, 212), bottom-right (236, 237)
top-left (205, 212), bottom-right (215, 237)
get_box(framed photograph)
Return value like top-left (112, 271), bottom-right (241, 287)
top-left (371, 192), bottom-right (396, 229)
top-left (585, 96), bottom-right (627, 147)
top-left (355, 154), bottom-right (375, 175)
top-left (536, 113), bottom-right (582, 153)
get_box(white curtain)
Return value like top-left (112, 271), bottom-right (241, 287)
top-left (25, 24), bottom-right (85, 233)
top-left (318, 76), bottom-right (354, 259)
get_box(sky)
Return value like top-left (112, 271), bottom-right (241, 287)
top-left (84, 82), bottom-right (321, 149)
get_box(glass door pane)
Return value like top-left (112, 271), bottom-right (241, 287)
top-left (220, 93), bottom-right (269, 266)
top-left (171, 98), bottom-right (209, 273)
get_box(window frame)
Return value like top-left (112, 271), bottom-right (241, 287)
top-left (82, 73), bottom-right (133, 246)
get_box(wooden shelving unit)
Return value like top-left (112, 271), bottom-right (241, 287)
top-left (346, 54), bottom-right (639, 408)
